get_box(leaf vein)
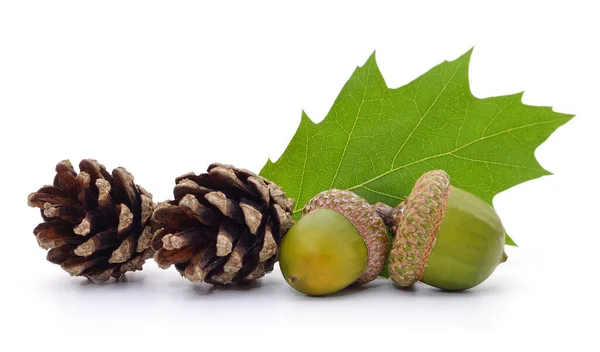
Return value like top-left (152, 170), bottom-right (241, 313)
top-left (390, 58), bottom-right (465, 168)
top-left (482, 102), bottom-right (514, 137)
top-left (450, 153), bottom-right (540, 171)
top-left (359, 186), bottom-right (404, 201)
top-left (329, 58), bottom-right (372, 188)
top-left (293, 125), bottom-right (310, 213)
top-left (348, 118), bottom-right (566, 191)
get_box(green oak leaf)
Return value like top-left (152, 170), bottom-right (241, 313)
top-left (260, 49), bottom-right (573, 246)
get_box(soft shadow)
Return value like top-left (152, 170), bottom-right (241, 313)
top-left (322, 285), bottom-right (371, 298)
top-left (294, 279), bottom-right (389, 299)
top-left (422, 286), bottom-right (477, 296)
top-left (189, 280), bottom-right (265, 296)
top-left (391, 284), bottom-right (419, 294)
top-left (390, 282), bottom-right (494, 297)
top-left (74, 272), bottom-right (147, 289)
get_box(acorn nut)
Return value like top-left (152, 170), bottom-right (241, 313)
top-left (279, 190), bottom-right (389, 296)
top-left (382, 170), bottom-right (507, 291)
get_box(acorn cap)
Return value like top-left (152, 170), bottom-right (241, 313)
top-left (303, 189), bottom-right (389, 285)
top-left (388, 170), bottom-right (452, 287)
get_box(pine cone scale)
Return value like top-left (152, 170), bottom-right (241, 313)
top-left (137, 226), bottom-right (154, 252)
top-left (160, 227), bottom-right (208, 250)
top-left (268, 183), bottom-right (295, 212)
top-left (73, 210), bottom-right (104, 235)
top-left (152, 202), bottom-right (202, 230)
top-left (173, 179), bottom-right (213, 200)
top-left (61, 255), bottom-right (103, 276)
top-left (258, 224), bottom-right (277, 262)
top-left (117, 205), bottom-right (134, 234)
top-left (179, 194), bottom-right (217, 225)
top-left (46, 244), bottom-right (75, 264)
top-left (41, 202), bottom-right (86, 224)
top-left (271, 203), bottom-right (294, 234)
top-left (75, 172), bottom-right (96, 209)
top-left (36, 224), bottom-right (83, 250)
top-left (28, 190), bottom-right (78, 208)
top-left (215, 219), bottom-right (243, 256)
top-left (54, 160), bottom-right (79, 198)
top-left (155, 246), bottom-right (195, 269)
top-left (210, 216), bottom-right (270, 283)
top-left (109, 235), bottom-right (137, 263)
top-left (208, 165), bottom-right (253, 194)
top-left (239, 199), bottom-right (263, 234)
top-left (183, 240), bottom-right (217, 282)
top-left (204, 191), bottom-right (244, 223)
top-left (86, 267), bottom-right (116, 284)
top-left (247, 176), bottom-right (270, 204)
top-left (73, 228), bottom-right (118, 257)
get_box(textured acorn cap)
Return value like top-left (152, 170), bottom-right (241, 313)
top-left (303, 189), bottom-right (389, 285)
top-left (388, 170), bottom-right (452, 287)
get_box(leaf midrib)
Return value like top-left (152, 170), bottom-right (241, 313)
top-left (293, 120), bottom-right (310, 213)
top-left (328, 59), bottom-right (373, 189)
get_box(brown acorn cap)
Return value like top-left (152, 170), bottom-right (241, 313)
top-left (388, 170), bottom-right (452, 287)
top-left (303, 189), bottom-right (389, 285)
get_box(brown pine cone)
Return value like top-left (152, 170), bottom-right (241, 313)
top-left (27, 159), bottom-right (155, 283)
top-left (152, 163), bottom-right (295, 285)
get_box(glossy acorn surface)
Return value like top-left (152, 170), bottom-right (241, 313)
top-left (279, 208), bottom-right (368, 296)
top-left (420, 187), bottom-right (505, 291)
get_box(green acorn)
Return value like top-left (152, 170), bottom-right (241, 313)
top-left (279, 190), bottom-right (389, 296)
top-left (381, 170), bottom-right (507, 291)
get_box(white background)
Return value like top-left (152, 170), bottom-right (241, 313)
top-left (1, 1), bottom-right (599, 350)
